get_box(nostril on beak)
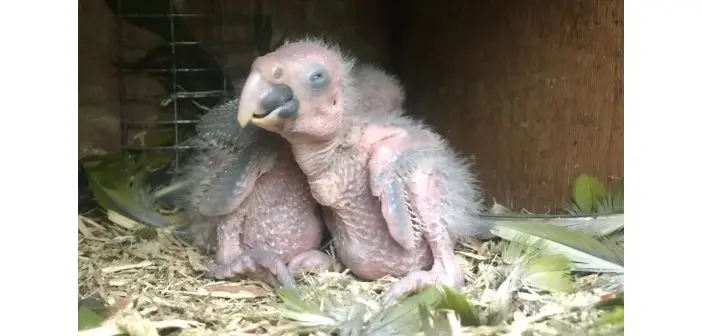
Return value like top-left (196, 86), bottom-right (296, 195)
top-left (273, 67), bottom-right (284, 79)
top-left (260, 84), bottom-right (294, 116)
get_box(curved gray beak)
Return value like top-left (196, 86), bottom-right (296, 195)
top-left (237, 70), bottom-right (298, 130)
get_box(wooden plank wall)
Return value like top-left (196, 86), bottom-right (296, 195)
top-left (79, 0), bottom-right (624, 212)
top-left (396, 0), bottom-right (624, 212)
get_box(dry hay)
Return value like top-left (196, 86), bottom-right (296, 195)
top-left (78, 213), bottom-right (621, 336)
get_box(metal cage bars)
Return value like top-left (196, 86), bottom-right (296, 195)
top-left (115, 0), bottom-right (230, 169)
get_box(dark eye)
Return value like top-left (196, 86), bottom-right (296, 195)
top-left (307, 67), bottom-right (329, 90)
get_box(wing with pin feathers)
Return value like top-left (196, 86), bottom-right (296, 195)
top-left (158, 99), bottom-right (279, 212)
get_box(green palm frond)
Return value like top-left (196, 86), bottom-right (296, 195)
top-left (368, 286), bottom-right (482, 335)
top-left (433, 286), bottom-right (481, 327)
top-left (275, 287), bottom-right (367, 335)
top-left (78, 305), bottom-right (103, 331)
top-left (481, 212), bottom-right (624, 238)
top-left (522, 254), bottom-right (574, 292)
top-left (361, 286), bottom-right (445, 336)
top-left (80, 153), bottom-right (171, 228)
top-left (275, 285), bottom-right (482, 336)
top-left (489, 241), bottom-right (574, 323)
top-left (418, 303), bottom-right (463, 336)
top-left (491, 221), bottom-right (624, 274)
top-left (502, 241), bottom-right (575, 293)
top-left (592, 292), bottom-right (624, 334)
top-left (566, 175), bottom-right (624, 215)
top-left (483, 172), bottom-right (624, 237)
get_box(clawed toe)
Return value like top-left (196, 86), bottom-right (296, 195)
top-left (287, 250), bottom-right (333, 276)
top-left (205, 251), bottom-right (300, 291)
top-left (380, 270), bottom-right (460, 306)
top-left (206, 261), bottom-right (231, 280)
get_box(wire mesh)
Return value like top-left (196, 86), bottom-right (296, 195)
top-left (114, 0), bottom-right (234, 171)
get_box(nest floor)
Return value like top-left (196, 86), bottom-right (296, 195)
top-left (78, 212), bottom-right (622, 336)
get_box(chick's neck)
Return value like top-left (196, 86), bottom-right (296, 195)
top-left (288, 135), bottom-right (342, 181)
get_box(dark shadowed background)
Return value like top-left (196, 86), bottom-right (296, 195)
top-left (78, 0), bottom-right (623, 213)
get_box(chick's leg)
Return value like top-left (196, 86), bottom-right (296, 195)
top-left (207, 212), bottom-right (296, 288)
top-left (209, 248), bottom-right (297, 289)
top-left (287, 250), bottom-right (333, 276)
top-left (209, 249), bottom-right (329, 289)
top-left (372, 153), bottom-right (464, 305)
top-left (211, 212), bottom-right (243, 266)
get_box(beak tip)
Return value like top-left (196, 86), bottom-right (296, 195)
top-left (237, 116), bottom-right (251, 127)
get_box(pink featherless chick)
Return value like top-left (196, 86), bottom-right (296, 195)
top-left (177, 61), bottom-right (410, 290)
top-left (177, 98), bottom-right (330, 288)
top-left (234, 38), bottom-right (490, 304)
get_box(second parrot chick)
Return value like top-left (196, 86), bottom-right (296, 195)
top-left (177, 98), bottom-right (331, 288)
top-left (351, 64), bottom-right (406, 115)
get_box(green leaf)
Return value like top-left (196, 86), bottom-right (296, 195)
top-left (275, 288), bottom-right (340, 328)
top-left (434, 286), bottom-right (481, 326)
top-left (277, 287), bottom-right (324, 315)
top-left (522, 255), bottom-right (574, 293)
top-left (79, 153), bottom-right (124, 170)
top-left (495, 241), bottom-right (573, 317)
top-left (500, 240), bottom-right (525, 264)
top-left (134, 227), bottom-right (159, 240)
top-left (141, 128), bottom-right (179, 148)
top-left (610, 178), bottom-right (624, 212)
top-left (274, 283), bottom-right (479, 335)
top-left (614, 178), bottom-right (624, 197)
top-left (78, 306), bottom-right (103, 331)
top-left (597, 306), bottom-right (624, 326)
top-left (369, 284), bottom-right (481, 336)
top-left (491, 221), bottom-right (624, 273)
top-left (78, 297), bottom-right (107, 316)
top-left (366, 285), bottom-right (444, 335)
top-left (572, 174), bottom-right (606, 213)
top-left (82, 159), bottom-right (170, 228)
top-left (481, 213), bottom-right (624, 238)
top-left (418, 303), bottom-right (442, 336)
top-left (595, 292), bottom-right (624, 310)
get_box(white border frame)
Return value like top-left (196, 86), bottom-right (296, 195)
top-left (2, 0), bottom-right (700, 333)
top-left (623, 1), bottom-right (702, 334)
top-left (2, 1), bottom-right (78, 333)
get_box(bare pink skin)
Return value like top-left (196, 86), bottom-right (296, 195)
top-left (181, 66), bottom-right (403, 288)
top-left (205, 148), bottom-right (329, 286)
top-left (180, 99), bottom-right (331, 289)
top-left (236, 39), bottom-right (489, 304)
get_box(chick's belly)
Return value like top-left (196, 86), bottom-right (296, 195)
top-left (241, 203), bottom-right (322, 262)
top-left (333, 207), bottom-right (433, 280)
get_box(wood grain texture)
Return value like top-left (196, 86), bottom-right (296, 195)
top-left (80, 0), bottom-right (623, 211)
top-left (396, 0), bottom-right (623, 212)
